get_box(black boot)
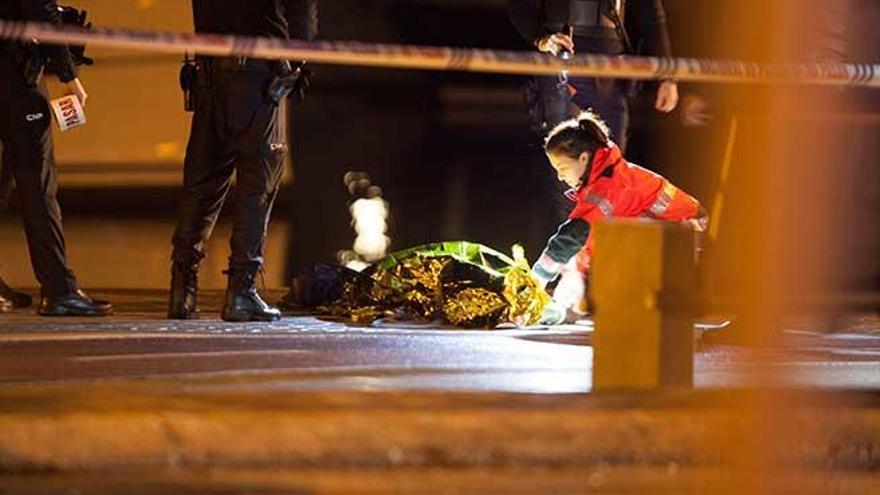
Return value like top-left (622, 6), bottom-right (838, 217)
top-left (0, 278), bottom-right (32, 309)
top-left (221, 269), bottom-right (281, 322)
top-left (168, 259), bottom-right (201, 320)
top-left (0, 293), bottom-right (11, 314)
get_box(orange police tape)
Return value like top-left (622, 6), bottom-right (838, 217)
top-left (0, 20), bottom-right (879, 86)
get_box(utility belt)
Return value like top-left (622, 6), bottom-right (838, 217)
top-left (547, 24), bottom-right (620, 40)
top-left (180, 56), bottom-right (310, 111)
top-left (544, 0), bottom-right (632, 53)
top-left (178, 56), bottom-right (276, 110)
top-left (197, 56), bottom-right (277, 73)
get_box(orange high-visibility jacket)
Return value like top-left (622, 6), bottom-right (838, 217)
top-left (533, 144), bottom-right (708, 283)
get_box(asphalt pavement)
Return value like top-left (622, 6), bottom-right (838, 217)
top-left (0, 290), bottom-right (877, 393)
top-left (0, 289), bottom-right (877, 492)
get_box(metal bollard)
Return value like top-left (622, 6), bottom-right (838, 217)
top-left (591, 219), bottom-right (697, 390)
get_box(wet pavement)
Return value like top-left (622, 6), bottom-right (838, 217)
top-left (0, 290), bottom-right (878, 393)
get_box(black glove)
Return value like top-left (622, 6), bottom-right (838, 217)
top-left (266, 61), bottom-right (311, 106)
top-left (58, 5), bottom-right (94, 66)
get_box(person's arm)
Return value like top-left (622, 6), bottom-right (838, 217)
top-left (508, 0), bottom-right (544, 46)
top-left (19, 0), bottom-right (77, 83)
top-left (532, 218), bottom-right (591, 287)
top-left (283, 0), bottom-right (318, 41)
top-left (627, 0), bottom-right (677, 112)
top-left (509, 1), bottom-right (575, 56)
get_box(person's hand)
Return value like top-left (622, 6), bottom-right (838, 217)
top-left (680, 93), bottom-right (713, 127)
top-left (552, 269), bottom-right (586, 310)
top-left (65, 78), bottom-right (88, 107)
top-left (654, 80), bottom-right (679, 113)
top-left (539, 300), bottom-right (567, 326)
top-left (536, 32), bottom-right (575, 57)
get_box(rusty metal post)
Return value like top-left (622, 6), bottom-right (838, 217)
top-left (590, 219), bottom-right (697, 390)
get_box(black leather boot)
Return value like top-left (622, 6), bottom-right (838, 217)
top-left (0, 293), bottom-right (11, 314)
top-left (168, 259), bottom-right (200, 320)
top-left (38, 289), bottom-right (113, 317)
top-left (0, 277), bottom-right (32, 309)
top-left (221, 269), bottom-right (281, 322)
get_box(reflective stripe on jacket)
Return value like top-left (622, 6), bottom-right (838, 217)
top-left (569, 144), bottom-right (706, 274)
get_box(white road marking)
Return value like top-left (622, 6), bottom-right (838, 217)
top-left (73, 349), bottom-right (310, 362)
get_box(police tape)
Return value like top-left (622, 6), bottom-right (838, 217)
top-left (1, 20), bottom-right (879, 87)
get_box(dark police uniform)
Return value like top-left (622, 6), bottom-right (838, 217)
top-left (0, 1), bottom-right (110, 316)
top-left (169, 0), bottom-right (317, 321)
top-left (508, 0), bottom-right (672, 150)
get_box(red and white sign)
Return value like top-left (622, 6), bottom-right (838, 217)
top-left (50, 94), bottom-right (86, 132)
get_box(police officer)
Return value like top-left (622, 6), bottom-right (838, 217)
top-left (508, 0), bottom-right (679, 150)
top-left (0, 1), bottom-right (112, 316)
top-left (169, 0), bottom-right (318, 322)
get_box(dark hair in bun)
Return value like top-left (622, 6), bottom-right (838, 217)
top-left (544, 110), bottom-right (612, 159)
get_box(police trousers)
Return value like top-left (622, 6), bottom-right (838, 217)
top-left (534, 75), bottom-right (629, 151)
top-left (171, 59), bottom-right (288, 272)
top-left (0, 51), bottom-right (78, 297)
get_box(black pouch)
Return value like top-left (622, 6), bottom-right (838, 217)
top-left (179, 57), bottom-right (198, 112)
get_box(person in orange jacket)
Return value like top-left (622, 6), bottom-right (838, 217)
top-left (532, 110), bottom-right (708, 322)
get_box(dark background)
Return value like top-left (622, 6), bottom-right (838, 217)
top-left (286, 0), bottom-right (718, 270)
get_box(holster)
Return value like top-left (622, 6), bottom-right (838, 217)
top-left (266, 61), bottom-right (310, 106)
top-left (179, 58), bottom-right (198, 112)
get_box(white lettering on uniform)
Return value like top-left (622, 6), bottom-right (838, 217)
top-left (25, 113), bottom-right (44, 122)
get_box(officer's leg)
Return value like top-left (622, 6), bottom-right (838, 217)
top-left (6, 85), bottom-right (78, 298)
top-left (224, 71), bottom-right (286, 272)
top-left (171, 84), bottom-right (234, 263)
top-left (228, 148), bottom-right (284, 272)
top-left (534, 75), bottom-right (579, 224)
top-left (221, 70), bottom-right (284, 322)
top-left (571, 78), bottom-right (629, 151)
top-left (169, 77), bottom-right (234, 319)
top-left (0, 130), bottom-right (34, 310)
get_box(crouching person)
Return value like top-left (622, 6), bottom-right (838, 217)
top-left (532, 111), bottom-right (708, 324)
